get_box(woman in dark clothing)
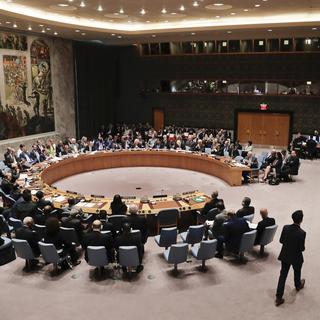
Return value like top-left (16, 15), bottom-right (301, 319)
top-left (261, 151), bottom-right (283, 182)
top-left (110, 194), bottom-right (127, 215)
top-left (44, 217), bottom-right (80, 265)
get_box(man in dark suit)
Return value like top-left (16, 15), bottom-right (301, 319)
top-left (15, 216), bottom-right (40, 257)
top-left (236, 197), bottom-right (255, 218)
top-left (124, 204), bottom-right (148, 244)
top-left (35, 191), bottom-right (52, 210)
top-left (61, 211), bottom-right (85, 244)
top-left (275, 210), bottom-right (306, 306)
top-left (224, 211), bottom-right (250, 255)
top-left (82, 220), bottom-right (114, 263)
top-left (115, 222), bottom-right (144, 273)
top-left (33, 205), bottom-right (55, 225)
top-left (280, 150), bottom-right (300, 181)
top-left (15, 190), bottom-right (37, 220)
top-left (201, 190), bottom-right (224, 215)
top-left (255, 208), bottom-right (275, 245)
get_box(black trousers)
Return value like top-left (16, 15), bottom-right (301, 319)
top-left (276, 261), bottom-right (303, 298)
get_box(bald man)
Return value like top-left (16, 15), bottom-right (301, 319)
top-left (255, 208), bottom-right (276, 245)
top-left (82, 220), bottom-right (114, 263)
top-left (15, 217), bottom-right (40, 257)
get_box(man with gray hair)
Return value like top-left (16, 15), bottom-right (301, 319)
top-left (16, 216), bottom-right (41, 258)
top-left (124, 204), bottom-right (148, 244)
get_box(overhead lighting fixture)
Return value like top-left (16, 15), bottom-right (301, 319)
top-left (140, 8), bottom-right (146, 15)
top-left (254, 4), bottom-right (261, 7)
top-left (97, 5), bottom-right (103, 11)
top-left (227, 30), bottom-right (232, 33)
top-left (244, 9), bottom-right (249, 12)
top-left (312, 27), bottom-right (317, 30)
top-left (307, 81), bottom-right (312, 85)
top-left (216, 15), bottom-right (220, 18)
top-left (152, 34), bottom-right (156, 37)
top-left (193, 1), bottom-right (199, 7)
top-left (57, 3), bottom-right (69, 7)
top-left (117, 35), bottom-right (122, 38)
top-left (161, 8), bottom-right (167, 14)
top-left (267, 29), bottom-right (272, 32)
top-left (46, 27), bottom-right (51, 30)
top-left (214, 3), bottom-right (224, 6)
top-left (75, 29), bottom-right (80, 32)
top-left (119, 8), bottom-right (124, 14)
top-left (180, 5), bottom-right (185, 11)
top-left (230, 12), bottom-right (236, 15)
top-left (191, 32), bottom-right (196, 35)
top-left (54, 31), bottom-right (58, 35)
top-left (80, 1), bottom-right (86, 7)
top-left (28, 26), bottom-right (32, 30)
top-left (13, 23), bottom-right (17, 28)
top-left (81, 32), bottom-right (86, 35)
top-left (41, 29), bottom-right (45, 33)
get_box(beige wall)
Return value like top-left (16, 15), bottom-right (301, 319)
top-left (0, 35), bottom-right (75, 155)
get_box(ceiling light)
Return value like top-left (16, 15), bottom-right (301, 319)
top-left (41, 29), bottom-right (45, 33)
top-left (117, 35), bottom-right (122, 38)
top-left (80, 1), bottom-right (85, 7)
top-left (39, 24), bottom-right (44, 27)
top-left (216, 16), bottom-right (220, 18)
top-left (152, 35), bottom-right (156, 37)
top-left (146, 20), bottom-right (150, 23)
top-left (267, 29), bottom-right (272, 32)
top-left (54, 31), bottom-right (58, 35)
top-left (254, 4), bottom-right (261, 7)
top-left (97, 5), bottom-right (103, 11)
top-left (57, 4), bottom-right (69, 7)
top-left (307, 81), bottom-right (312, 85)
top-left (244, 9), bottom-right (249, 12)
top-left (119, 8), bottom-right (124, 14)
top-left (5, 21), bottom-right (11, 24)
top-left (312, 27), bottom-right (317, 30)
top-left (111, 33), bottom-right (116, 36)
top-left (140, 8), bottom-right (146, 15)
top-left (13, 23), bottom-right (17, 28)
top-left (230, 12), bottom-right (236, 15)
top-left (171, 12), bottom-right (177, 15)
top-left (75, 29), bottom-right (80, 32)
top-left (46, 27), bottom-right (51, 30)
top-left (161, 8), bottom-right (167, 14)
top-left (191, 32), bottom-right (196, 35)
top-left (180, 5), bottom-right (185, 11)
top-left (81, 32), bottom-right (86, 35)
top-left (28, 26), bottom-right (32, 30)
top-left (214, 3), bottom-right (224, 6)
top-left (227, 30), bottom-right (232, 33)
top-left (193, 1), bottom-right (199, 7)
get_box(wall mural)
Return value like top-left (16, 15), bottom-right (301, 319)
top-left (0, 33), bottom-right (54, 141)
top-left (0, 32), bottom-right (27, 51)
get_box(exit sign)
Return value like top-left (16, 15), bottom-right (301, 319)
top-left (260, 103), bottom-right (268, 111)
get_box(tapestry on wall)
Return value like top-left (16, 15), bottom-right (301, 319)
top-left (0, 32), bottom-right (27, 51)
top-left (0, 36), bottom-right (54, 141)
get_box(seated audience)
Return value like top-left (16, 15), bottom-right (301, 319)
top-left (14, 190), bottom-right (37, 220)
top-left (280, 150), bottom-right (300, 181)
top-left (82, 220), bottom-right (114, 263)
top-left (15, 216), bottom-right (40, 258)
top-left (115, 222), bottom-right (144, 273)
top-left (211, 201), bottom-right (228, 239)
top-left (99, 210), bottom-right (117, 238)
top-left (236, 197), bottom-right (255, 218)
top-left (255, 208), bottom-right (276, 245)
top-left (33, 205), bottom-right (55, 225)
top-left (124, 204), bottom-right (148, 244)
top-left (261, 151), bottom-right (283, 182)
top-left (35, 191), bottom-right (52, 209)
top-left (110, 194), bottom-right (127, 215)
top-left (44, 217), bottom-right (80, 266)
top-left (201, 190), bottom-right (224, 216)
top-left (242, 151), bottom-right (258, 184)
top-left (61, 211), bottom-right (85, 243)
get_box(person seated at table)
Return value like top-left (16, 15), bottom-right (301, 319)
top-left (241, 141), bottom-right (253, 157)
top-left (236, 197), bottom-right (255, 218)
top-left (82, 220), bottom-right (114, 263)
top-left (210, 202), bottom-right (228, 241)
top-left (200, 191), bottom-right (224, 216)
top-left (261, 151), bottom-right (283, 182)
top-left (280, 150), bottom-right (300, 181)
top-left (15, 216), bottom-right (40, 258)
top-left (15, 190), bottom-right (37, 221)
top-left (34, 205), bottom-right (56, 226)
top-left (124, 204), bottom-right (148, 244)
top-left (44, 217), bottom-right (80, 266)
top-left (115, 222), bottom-right (144, 273)
top-left (260, 150), bottom-right (276, 170)
top-left (62, 197), bottom-right (81, 215)
top-left (306, 137), bottom-right (317, 159)
top-left (0, 172), bottom-right (14, 195)
top-left (4, 147), bottom-right (19, 169)
top-left (242, 152), bottom-right (259, 184)
top-left (110, 194), bottom-right (127, 216)
top-left (255, 208), bottom-right (276, 245)
top-left (61, 210), bottom-right (85, 244)
top-left (18, 144), bottom-right (35, 169)
top-left (35, 191), bottom-right (52, 210)
top-left (98, 210), bottom-right (117, 238)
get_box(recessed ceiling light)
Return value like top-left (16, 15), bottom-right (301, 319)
top-left (191, 32), bottom-right (196, 35)
top-left (312, 27), bottom-right (317, 30)
top-left (13, 23), bottom-right (17, 28)
top-left (111, 33), bottom-right (116, 36)
top-left (81, 32), bottom-right (86, 35)
top-left (58, 3), bottom-right (69, 7)
top-left (152, 34), bottom-right (156, 37)
top-left (119, 8), bottom-right (124, 14)
top-left (254, 4), bottom-right (261, 7)
top-left (244, 9), bottom-right (249, 12)
top-left (46, 27), bottom-right (51, 30)
top-left (227, 30), bottom-right (232, 33)
top-left (140, 8), bottom-right (146, 15)
top-left (214, 3), bottom-right (224, 6)
top-left (54, 32), bottom-right (58, 35)
top-left (97, 5), bottom-right (103, 11)
top-left (39, 24), bottom-right (44, 27)
top-left (75, 29), bottom-right (80, 32)
top-left (230, 12), bottom-right (236, 15)
top-left (117, 35), bottom-right (122, 38)
top-left (5, 21), bottom-right (11, 24)
top-left (28, 26), bottom-right (32, 30)
top-left (161, 8), bottom-right (167, 14)
top-left (268, 29), bottom-right (272, 32)
top-left (41, 29), bottom-right (45, 33)
top-left (80, 1), bottom-right (85, 7)
top-left (193, 1), bottom-right (199, 7)
top-left (180, 5), bottom-right (185, 11)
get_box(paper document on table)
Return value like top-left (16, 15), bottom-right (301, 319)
top-left (84, 203), bottom-right (95, 208)
top-left (55, 196), bottom-right (66, 202)
top-left (247, 222), bottom-right (257, 229)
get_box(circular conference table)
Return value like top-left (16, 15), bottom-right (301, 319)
top-left (19, 150), bottom-right (251, 234)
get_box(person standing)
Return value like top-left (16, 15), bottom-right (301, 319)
top-left (275, 210), bottom-right (306, 306)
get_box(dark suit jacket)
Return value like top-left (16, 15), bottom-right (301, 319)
top-left (36, 198), bottom-right (52, 210)
top-left (61, 216), bottom-right (84, 241)
top-left (224, 217), bottom-right (250, 253)
top-left (201, 198), bottom-right (224, 215)
top-left (15, 201), bottom-right (37, 220)
top-left (83, 231), bottom-right (114, 262)
top-left (123, 215), bottom-right (148, 243)
top-left (278, 224), bottom-right (306, 265)
top-left (15, 226), bottom-right (40, 256)
top-left (115, 232), bottom-right (143, 263)
top-left (255, 217), bottom-right (276, 244)
top-left (1, 178), bottom-right (14, 195)
top-left (236, 206), bottom-right (255, 218)
top-left (44, 230), bottom-right (71, 250)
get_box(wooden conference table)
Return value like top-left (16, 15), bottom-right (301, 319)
top-left (21, 150), bottom-right (250, 232)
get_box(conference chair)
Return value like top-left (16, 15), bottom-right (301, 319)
top-left (131, 229), bottom-right (142, 241)
top-left (0, 214), bottom-right (13, 237)
top-left (2, 194), bottom-right (16, 207)
top-left (87, 246), bottom-right (109, 276)
top-left (243, 214), bottom-right (254, 223)
top-left (12, 239), bottom-right (36, 270)
top-left (38, 241), bottom-right (70, 274)
top-left (0, 236), bottom-right (15, 266)
top-left (239, 230), bottom-right (257, 261)
top-left (163, 243), bottom-right (189, 272)
top-left (191, 239), bottom-right (217, 270)
top-left (34, 224), bottom-right (46, 240)
top-left (154, 227), bottom-right (177, 249)
top-left (256, 225), bottom-right (278, 255)
top-left (180, 225), bottom-right (204, 246)
top-left (60, 227), bottom-right (80, 247)
top-left (118, 246), bottom-right (140, 274)
top-left (108, 215), bottom-right (126, 232)
top-left (156, 209), bottom-right (179, 234)
top-left (9, 217), bottom-right (23, 231)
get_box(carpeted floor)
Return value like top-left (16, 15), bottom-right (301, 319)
top-left (1, 158), bottom-right (320, 320)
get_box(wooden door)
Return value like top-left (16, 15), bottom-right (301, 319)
top-left (237, 112), bottom-right (290, 147)
top-left (153, 109), bottom-right (164, 131)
